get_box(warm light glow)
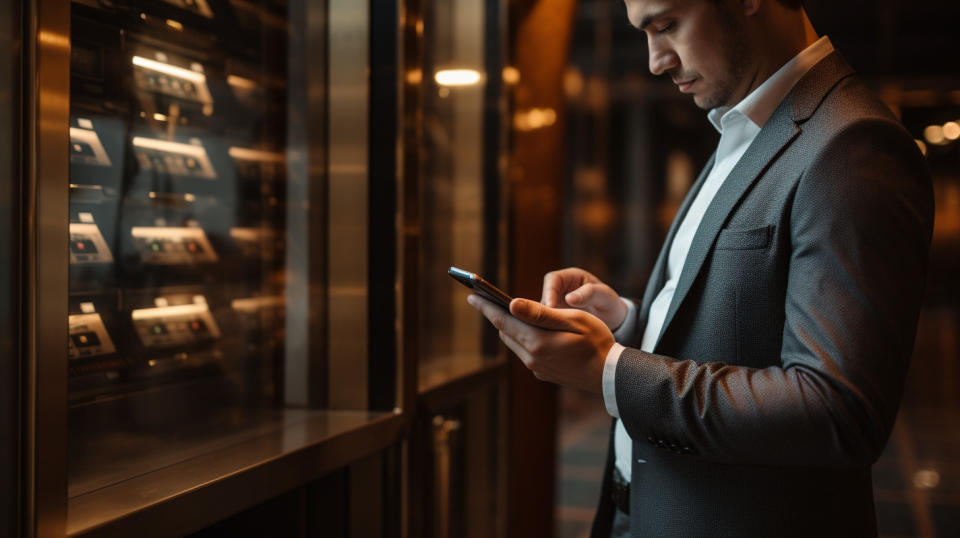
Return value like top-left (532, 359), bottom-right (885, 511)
top-left (38, 30), bottom-right (70, 50)
top-left (133, 136), bottom-right (208, 156)
top-left (228, 147), bottom-right (286, 163)
top-left (513, 107), bottom-right (558, 131)
top-left (183, 193), bottom-right (196, 202)
top-left (563, 68), bottom-right (586, 98)
top-left (166, 19), bottom-right (183, 31)
top-left (913, 469), bottom-right (940, 489)
top-left (132, 56), bottom-right (206, 83)
top-left (153, 113), bottom-right (168, 122)
top-left (227, 75), bottom-right (257, 90)
top-left (924, 125), bottom-right (946, 145)
top-left (231, 296), bottom-right (284, 313)
top-left (405, 69), bottom-right (423, 85)
top-left (434, 69), bottom-right (482, 87)
top-left (943, 121), bottom-right (960, 141)
top-left (502, 66), bottom-right (520, 85)
top-left (131, 302), bottom-right (210, 320)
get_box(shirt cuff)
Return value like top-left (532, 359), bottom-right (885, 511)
top-left (602, 342), bottom-right (625, 418)
top-left (612, 298), bottom-right (637, 343)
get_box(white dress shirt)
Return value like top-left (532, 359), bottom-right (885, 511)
top-left (603, 37), bottom-right (836, 482)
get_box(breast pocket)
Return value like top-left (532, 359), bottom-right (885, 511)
top-left (714, 225), bottom-right (772, 250)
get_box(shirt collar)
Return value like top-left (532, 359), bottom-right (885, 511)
top-left (707, 36), bottom-right (835, 134)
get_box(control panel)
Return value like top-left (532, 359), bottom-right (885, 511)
top-left (131, 226), bottom-right (218, 265)
top-left (131, 297), bottom-right (222, 350)
top-left (70, 125), bottom-right (112, 167)
top-left (132, 136), bottom-right (217, 179)
top-left (132, 53), bottom-right (214, 112)
top-left (70, 221), bottom-right (114, 265)
top-left (69, 312), bottom-right (118, 360)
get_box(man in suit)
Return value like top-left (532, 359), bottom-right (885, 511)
top-left (468, 0), bottom-right (933, 535)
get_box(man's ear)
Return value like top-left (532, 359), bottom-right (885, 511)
top-left (739, 0), bottom-right (761, 16)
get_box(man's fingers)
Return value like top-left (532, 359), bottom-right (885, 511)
top-left (541, 271), bottom-right (565, 307)
top-left (498, 330), bottom-right (531, 366)
top-left (565, 283), bottom-right (594, 306)
top-left (468, 294), bottom-right (537, 336)
top-left (509, 298), bottom-right (582, 332)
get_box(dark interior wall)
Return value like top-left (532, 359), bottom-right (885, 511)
top-left (805, 0), bottom-right (960, 77)
top-left (0, 0), bottom-right (19, 535)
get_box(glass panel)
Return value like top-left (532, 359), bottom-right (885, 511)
top-left (65, 0), bottom-right (376, 528)
top-left (420, 0), bottom-right (498, 391)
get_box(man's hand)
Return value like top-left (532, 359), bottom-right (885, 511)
top-left (542, 268), bottom-right (627, 330)
top-left (467, 294), bottom-right (615, 393)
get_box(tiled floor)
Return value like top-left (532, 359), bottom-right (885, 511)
top-left (555, 390), bottom-right (960, 538)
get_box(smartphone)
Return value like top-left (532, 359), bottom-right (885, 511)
top-left (448, 266), bottom-right (513, 310)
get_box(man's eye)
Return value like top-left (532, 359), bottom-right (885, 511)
top-left (657, 22), bottom-right (676, 34)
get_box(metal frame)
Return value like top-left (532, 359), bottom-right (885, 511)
top-left (25, 0), bottom-right (70, 536)
top-left (398, 0), bottom-right (424, 535)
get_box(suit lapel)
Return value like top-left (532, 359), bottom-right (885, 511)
top-left (651, 51), bottom-right (856, 350)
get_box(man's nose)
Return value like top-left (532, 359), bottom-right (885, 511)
top-left (648, 42), bottom-right (679, 76)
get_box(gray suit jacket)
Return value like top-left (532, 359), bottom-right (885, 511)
top-left (591, 52), bottom-right (934, 537)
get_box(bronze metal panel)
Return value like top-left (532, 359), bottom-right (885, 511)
top-left (327, 0), bottom-right (370, 410)
top-left (26, 0), bottom-right (70, 536)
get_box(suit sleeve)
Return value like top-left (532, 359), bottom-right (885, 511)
top-left (614, 118), bottom-right (934, 468)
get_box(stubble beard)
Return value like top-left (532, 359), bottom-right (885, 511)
top-left (694, 7), bottom-right (750, 111)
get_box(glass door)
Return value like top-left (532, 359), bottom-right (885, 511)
top-left (419, 0), bottom-right (507, 392)
top-left (60, 0), bottom-right (391, 533)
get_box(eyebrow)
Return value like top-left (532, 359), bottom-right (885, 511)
top-left (638, 10), bottom-right (670, 31)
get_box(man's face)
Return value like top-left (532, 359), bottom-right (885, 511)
top-left (624, 0), bottom-right (749, 110)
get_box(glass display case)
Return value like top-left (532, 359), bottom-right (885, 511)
top-left (57, 0), bottom-right (399, 534)
top-left (14, 0), bottom-right (515, 535)
top-left (419, 0), bottom-right (507, 392)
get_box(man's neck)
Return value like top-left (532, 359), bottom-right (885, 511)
top-left (726, 9), bottom-right (820, 111)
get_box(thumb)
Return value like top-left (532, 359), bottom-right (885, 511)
top-left (509, 298), bottom-right (581, 332)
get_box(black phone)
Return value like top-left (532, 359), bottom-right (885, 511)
top-left (448, 266), bottom-right (513, 310)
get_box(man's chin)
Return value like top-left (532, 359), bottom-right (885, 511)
top-left (692, 93), bottom-right (723, 111)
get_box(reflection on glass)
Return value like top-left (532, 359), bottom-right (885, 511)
top-left (421, 0), bottom-right (490, 388)
top-left (65, 0), bottom-right (331, 514)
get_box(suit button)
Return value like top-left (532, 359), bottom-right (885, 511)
top-left (657, 440), bottom-right (666, 448)
top-left (647, 436), bottom-right (656, 446)
top-left (682, 446), bottom-right (696, 455)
